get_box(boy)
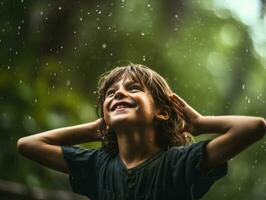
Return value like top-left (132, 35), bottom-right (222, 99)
top-left (17, 64), bottom-right (266, 200)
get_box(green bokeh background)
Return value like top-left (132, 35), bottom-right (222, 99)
top-left (0, 0), bottom-right (266, 199)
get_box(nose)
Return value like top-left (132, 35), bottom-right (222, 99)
top-left (114, 88), bottom-right (128, 99)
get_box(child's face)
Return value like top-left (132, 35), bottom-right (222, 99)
top-left (103, 76), bottom-right (158, 130)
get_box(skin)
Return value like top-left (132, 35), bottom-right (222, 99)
top-left (17, 77), bottom-right (266, 175)
top-left (169, 93), bottom-right (266, 173)
top-left (103, 77), bottom-right (169, 168)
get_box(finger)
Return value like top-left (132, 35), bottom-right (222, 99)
top-left (172, 107), bottom-right (185, 119)
top-left (170, 96), bottom-right (184, 109)
top-left (171, 93), bottom-right (187, 107)
top-left (170, 98), bottom-right (184, 111)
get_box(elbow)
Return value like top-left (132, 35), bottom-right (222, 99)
top-left (255, 118), bottom-right (266, 140)
top-left (17, 137), bottom-right (30, 155)
top-left (17, 136), bottom-right (37, 156)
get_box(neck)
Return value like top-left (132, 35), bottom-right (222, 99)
top-left (116, 126), bottom-right (161, 169)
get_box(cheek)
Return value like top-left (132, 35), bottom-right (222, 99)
top-left (102, 100), bottom-right (111, 120)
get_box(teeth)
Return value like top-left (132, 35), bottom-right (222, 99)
top-left (116, 105), bottom-right (128, 109)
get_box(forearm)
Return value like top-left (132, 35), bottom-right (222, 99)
top-left (17, 120), bottom-right (103, 174)
top-left (18, 119), bottom-right (102, 147)
top-left (197, 115), bottom-right (266, 137)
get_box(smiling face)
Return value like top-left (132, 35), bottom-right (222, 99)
top-left (103, 76), bottom-right (158, 130)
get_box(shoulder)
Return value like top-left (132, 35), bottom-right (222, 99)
top-left (165, 140), bottom-right (211, 167)
top-left (167, 140), bottom-right (209, 157)
top-left (61, 145), bottom-right (112, 167)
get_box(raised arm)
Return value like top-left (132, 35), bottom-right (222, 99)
top-left (17, 119), bottom-right (103, 174)
top-left (196, 115), bottom-right (265, 172)
top-left (169, 94), bottom-right (266, 173)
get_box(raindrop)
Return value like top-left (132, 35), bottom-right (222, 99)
top-left (141, 32), bottom-right (145, 36)
top-left (40, 11), bottom-right (44, 15)
top-left (79, 17), bottom-right (83, 21)
top-left (147, 4), bottom-right (151, 8)
top-left (58, 6), bottom-right (62, 10)
top-left (87, 12), bottom-right (90, 15)
top-left (66, 80), bottom-right (71, 86)
top-left (7, 66), bottom-right (10, 69)
top-left (142, 56), bottom-right (146, 61)
top-left (97, 26), bottom-right (100, 30)
top-left (19, 80), bottom-right (23, 84)
top-left (242, 84), bottom-right (245, 90)
top-left (28, 116), bottom-right (31, 120)
top-left (34, 99), bottom-right (38, 103)
top-left (102, 43), bottom-right (107, 49)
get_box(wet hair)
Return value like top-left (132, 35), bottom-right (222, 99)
top-left (96, 63), bottom-right (194, 154)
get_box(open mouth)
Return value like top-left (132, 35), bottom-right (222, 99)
top-left (110, 101), bottom-right (137, 111)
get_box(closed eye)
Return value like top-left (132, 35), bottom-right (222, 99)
top-left (128, 84), bottom-right (142, 91)
top-left (106, 89), bottom-right (116, 97)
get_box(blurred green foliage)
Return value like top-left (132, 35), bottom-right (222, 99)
top-left (0, 0), bottom-right (265, 199)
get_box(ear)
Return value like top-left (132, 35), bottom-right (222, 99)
top-left (155, 106), bottom-right (170, 121)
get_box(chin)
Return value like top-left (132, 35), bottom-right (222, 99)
top-left (108, 117), bottom-right (144, 130)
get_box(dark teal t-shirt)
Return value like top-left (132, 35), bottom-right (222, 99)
top-left (61, 140), bottom-right (227, 200)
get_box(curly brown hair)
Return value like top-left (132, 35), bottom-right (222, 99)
top-left (96, 64), bottom-right (194, 154)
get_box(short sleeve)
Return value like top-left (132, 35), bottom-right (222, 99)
top-left (168, 140), bottom-right (228, 200)
top-left (61, 146), bottom-right (99, 198)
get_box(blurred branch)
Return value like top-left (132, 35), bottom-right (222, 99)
top-left (0, 179), bottom-right (87, 200)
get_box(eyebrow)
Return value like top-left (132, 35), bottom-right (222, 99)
top-left (106, 81), bottom-right (141, 92)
